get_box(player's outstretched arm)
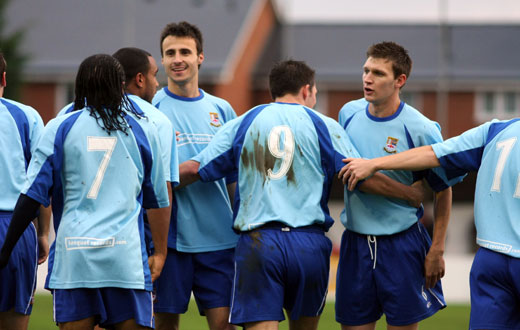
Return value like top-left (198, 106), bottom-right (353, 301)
top-left (0, 194), bottom-right (41, 269)
top-left (424, 187), bottom-right (451, 289)
top-left (339, 145), bottom-right (440, 191)
top-left (146, 205), bottom-right (170, 282)
top-left (37, 205), bottom-right (51, 265)
top-left (176, 160), bottom-right (201, 190)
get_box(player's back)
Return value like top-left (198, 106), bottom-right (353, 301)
top-left (433, 118), bottom-right (520, 257)
top-left (0, 98), bottom-right (43, 211)
top-left (24, 108), bottom-right (168, 289)
top-left (198, 102), bottom-right (353, 231)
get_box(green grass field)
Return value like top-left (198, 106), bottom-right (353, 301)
top-left (28, 293), bottom-right (470, 329)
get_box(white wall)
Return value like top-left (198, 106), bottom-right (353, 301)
top-left (274, 0), bottom-right (520, 24)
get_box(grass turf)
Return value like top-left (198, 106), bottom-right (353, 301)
top-left (28, 293), bottom-right (469, 329)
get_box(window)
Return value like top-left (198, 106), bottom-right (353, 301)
top-left (484, 92), bottom-right (495, 113)
top-left (475, 91), bottom-right (520, 122)
top-left (504, 92), bottom-right (516, 114)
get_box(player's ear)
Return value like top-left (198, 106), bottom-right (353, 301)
top-left (395, 74), bottom-right (407, 89)
top-left (301, 84), bottom-right (310, 100)
top-left (136, 73), bottom-right (145, 88)
top-left (198, 52), bottom-right (204, 66)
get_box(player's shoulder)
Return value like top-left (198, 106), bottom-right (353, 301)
top-left (128, 94), bottom-right (168, 120)
top-left (202, 90), bottom-right (235, 111)
top-left (152, 87), bottom-right (169, 107)
top-left (339, 98), bottom-right (368, 116)
top-left (44, 109), bottom-right (84, 136)
top-left (485, 118), bottom-right (520, 140)
top-left (56, 102), bottom-right (76, 117)
top-left (302, 105), bottom-right (344, 132)
top-left (400, 102), bottom-right (440, 131)
top-left (0, 97), bottom-right (42, 121)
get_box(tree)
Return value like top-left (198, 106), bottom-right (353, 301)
top-left (0, 0), bottom-right (28, 100)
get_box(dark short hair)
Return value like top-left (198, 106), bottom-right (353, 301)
top-left (112, 47), bottom-right (152, 86)
top-left (269, 60), bottom-right (315, 100)
top-left (366, 41), bottom-right (412, 79)
top-left (0, 51), bottom-right (5, 76)
top-left (160, 21), bottom-right (203, 55)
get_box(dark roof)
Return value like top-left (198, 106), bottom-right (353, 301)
top-left (255, 24), bottom-right (520, 89)
top-left (6, 0), bottom-right (256, 82)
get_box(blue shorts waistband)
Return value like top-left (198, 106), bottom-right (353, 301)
top-left (347, 221), bottom-right (420, 238)
top-left (248, 221), bottom-right (325, 234)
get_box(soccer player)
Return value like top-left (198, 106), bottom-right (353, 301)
top-left (340, 118), bottom-right (520, 330)
top-left (112, 46), bottom-right (179, 221)
top-left (0, 54), bottom-right (170, 330)
top-left (152, 21), bottom-right (238, 330)
top-left (178, 60), bottom-right (426, 330)
top-left (0, 51), bottom-right (50, 330)
top-left (335, 41), bottom-right (463, 330)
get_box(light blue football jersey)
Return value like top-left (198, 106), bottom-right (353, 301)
top-left (127, 94), bottom-right (179, 185)
top-left (0, 98), bottom-right (43, 211)
top-left (193, 102), bottom-right (359, 231)
top-left (56, 102), bottom-right (74, 116)
top-left (339, 98), bottom-right (463, 235)
top-left (58, 96), bottom-right (179, 185)
top-left (23, 108), bottom-right (169, 290)
top-left (153, 87), bottom-right (238, 252)
top-left (432, 119), bottom-right (520, 258)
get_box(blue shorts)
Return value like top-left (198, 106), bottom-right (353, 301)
top-left (153, 248), bottom-right (234, 315)
top-left (335, 222), bottom-right (446, 326)
top-left (52, 287), bottom-right (153, 329)
top-left (230, 224), bottom-right (332, 325)
top-left (0, 211), bottom-right (38, 315)
top-left (470, 247), bottom-right (520, 330)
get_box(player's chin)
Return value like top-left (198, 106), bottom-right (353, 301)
top-left (364, 93), bottom-right (375, 101)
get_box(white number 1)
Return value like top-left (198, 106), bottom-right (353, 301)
top-left (87, 136), bottom-right (117, 199)
top-left (267, 126), bottom-right (295, 180)
top-left (491, 137), bottom-right (520, 198)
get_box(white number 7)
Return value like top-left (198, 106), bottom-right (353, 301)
top-left (87, 136), bottom-right (117, 199)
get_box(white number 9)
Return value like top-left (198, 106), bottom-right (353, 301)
top-left (267, 125), bottom-right (295, 180)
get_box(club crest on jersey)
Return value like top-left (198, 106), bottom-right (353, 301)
top-left (209, 112), bottom-right (221, 127)
top-left (384, 137), bottom-right (399, 153)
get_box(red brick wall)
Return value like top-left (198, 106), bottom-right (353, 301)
top-left (327, 91), bottom-right (364, 120)
top-left (20, 83), bottom-right (56, 124)
top-left (214, 0), bottom-right (276, 115)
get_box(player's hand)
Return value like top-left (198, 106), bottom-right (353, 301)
top-left (148, 253), bottom-right (166, 282)
top-left (338, 158), bottom-right (377, 191)
top-left (424, 248), bottom-right (445, 289)
top-left (175, 131), bottom-right (180, 142)
top-left (37, 235), bottom-right (49, 265)
top-left (408, 180), bottom-right (426, 208)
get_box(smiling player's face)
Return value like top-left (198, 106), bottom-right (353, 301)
top-left (161, 36), bottom-right (204, 87)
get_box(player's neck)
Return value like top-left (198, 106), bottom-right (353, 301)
top-left (368, 96), bottom-right (401, 118)
top-left (275, 94), bottom-right (304, 106)
top-left (167, 78), bottom-right (200, 98)
top-left (125, 85), bottom-right (139, 99)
